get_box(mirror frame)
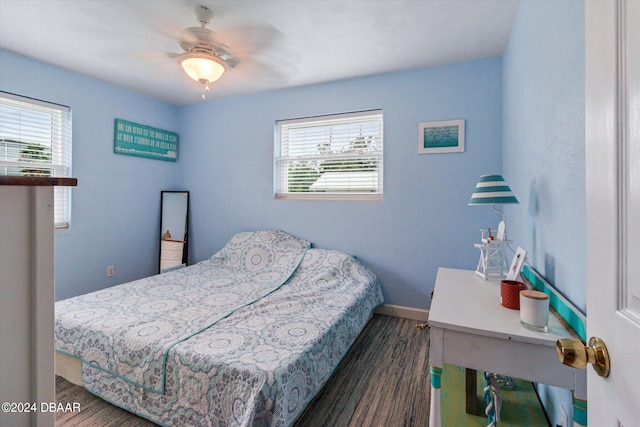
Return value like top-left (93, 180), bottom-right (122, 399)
top-left (159, 191), bottom-right (189, 273)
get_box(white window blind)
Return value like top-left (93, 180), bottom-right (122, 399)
top-left (0, 92), bottom-right (72, 228)
top-left (274, 110), bottom-right (383, 200)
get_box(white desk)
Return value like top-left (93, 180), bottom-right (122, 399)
top-left (428, 268), bottom-right (586, 427)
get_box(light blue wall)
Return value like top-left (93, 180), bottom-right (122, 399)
top-left (503, 1), bottom-right (585, 425)
top-left (1, 49), bottom-right (502, 308)
top-left (0, 49), bottom-right (180, 300)
top-left (177, 57), bottom-right (503, 309)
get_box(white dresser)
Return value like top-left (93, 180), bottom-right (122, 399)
top-left (160, 239), bottom-right (185, 271)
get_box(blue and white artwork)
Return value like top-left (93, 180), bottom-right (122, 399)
top-left (418, 119), bottom-right (465, 154)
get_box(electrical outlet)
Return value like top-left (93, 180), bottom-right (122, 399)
top-left (107, 265), bottom-right (115, 277)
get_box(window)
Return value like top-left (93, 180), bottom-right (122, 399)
top-left (274, 110), bottom-right (383, 200)
top-left (0, 92), bottom-right (72, 228)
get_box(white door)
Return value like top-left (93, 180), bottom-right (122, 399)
top-left (585, 0), bottom-right (640, 425)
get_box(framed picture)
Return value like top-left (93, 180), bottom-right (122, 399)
top-left (506, 247), bottom-right (527, 280)
top-left (418, 119), bottom-right (465, 154)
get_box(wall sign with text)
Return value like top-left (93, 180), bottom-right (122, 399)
top-left (114, 119), bottom-right (179, 162)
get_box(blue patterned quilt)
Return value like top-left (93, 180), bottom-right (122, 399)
top-left (55, 230), bottom-right (310, 393)
top-left (55, 230), bottom-right (384, 426)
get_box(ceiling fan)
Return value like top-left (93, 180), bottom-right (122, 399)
top-left (172, 4), bottom-right (296, 100)
top-left (175, 5), bottom-right (233, 98)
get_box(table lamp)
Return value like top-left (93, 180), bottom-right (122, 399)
top-left (468, 174), bottom-right (519, 241)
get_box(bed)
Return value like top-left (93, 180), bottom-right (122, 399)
top-left (55, 230), bottom-right (384, 426)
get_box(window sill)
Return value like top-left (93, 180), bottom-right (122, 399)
top-left (275, 193), bottom-right (382, 201)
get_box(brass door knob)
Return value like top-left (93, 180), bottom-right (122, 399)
top-left (556, 337), bottom-right (610, 377)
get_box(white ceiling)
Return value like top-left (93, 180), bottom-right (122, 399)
top-left (0, 0), bottom-right (520, 106)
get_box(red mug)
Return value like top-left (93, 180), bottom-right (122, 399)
top-left (500, 280), bottom-right (527, 309)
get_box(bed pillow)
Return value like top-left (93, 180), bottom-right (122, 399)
top-left (210, 230), bottom-right (310, 272)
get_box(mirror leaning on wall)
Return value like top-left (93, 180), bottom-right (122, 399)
top-left (159, 191), bottom-right (189, 273)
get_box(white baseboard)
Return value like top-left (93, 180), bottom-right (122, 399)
top-left (373, 304), bottom-right (429, 322)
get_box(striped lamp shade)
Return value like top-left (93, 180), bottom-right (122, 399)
top-left (468, 175), bottom-right (519, 205)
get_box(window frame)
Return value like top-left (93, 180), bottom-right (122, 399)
top-left (274, 109), bottom-right (383, 201)
top-left (0, 91), bottom-right (73, 228)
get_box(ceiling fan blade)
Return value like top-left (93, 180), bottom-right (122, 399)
top-left (220, 55), bottom-right (240, 68)
top-left (214, 23), bottom-right (285, 56)
top-left (232, 54), bottom-right (299, 82)
top-left (178, 26), bottom-right (232, 55)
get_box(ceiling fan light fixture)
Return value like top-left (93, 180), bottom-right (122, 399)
top-left (178, 52), bottom-right (227, 84)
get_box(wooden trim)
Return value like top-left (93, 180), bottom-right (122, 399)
top-left (0, 176), bottom-right (77, 186)
top-left (373, 303), bottom-right (429, 321)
